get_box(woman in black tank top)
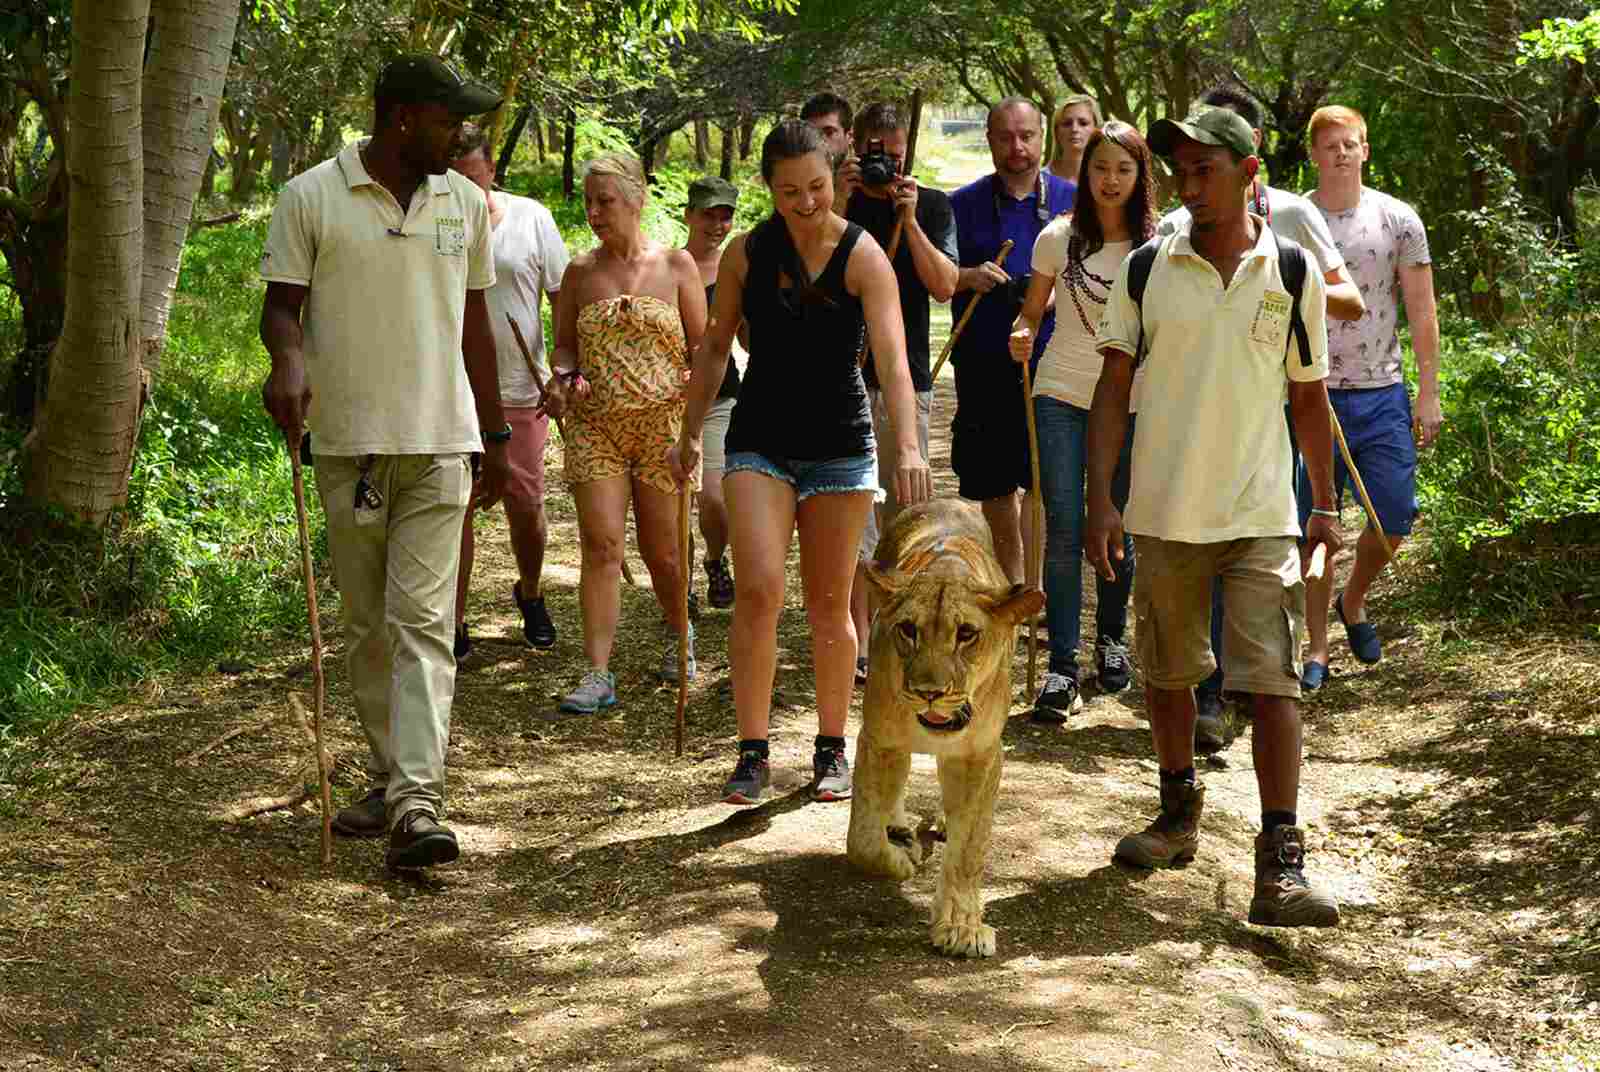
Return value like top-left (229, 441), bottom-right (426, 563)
top-left (668, 120), bottom-right (931, 806)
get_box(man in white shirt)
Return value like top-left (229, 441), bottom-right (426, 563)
top-left (1086, 107), bottom-right (1343, 928)
top-left (449, 123), bottom-right (571, 659)
top-left (1301, 104), bottom-right (1442, 687)
top-left (260, 54), bottom-right (506, 870)
top-left (1156, 83), bottom-right (1366, 750)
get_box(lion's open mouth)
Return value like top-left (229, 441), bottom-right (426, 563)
top-left (917, 702), bottom-right (973, 733)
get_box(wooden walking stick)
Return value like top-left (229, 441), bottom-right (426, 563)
top-left (507, 313), bottom-right (638, 587)
top-left (855, 218), bottom-right (907, 369)
top-left (288, 439), bottom-right (333, 867)
top-left (929, 239), bottom-right (1014, 383)
top-left (1326, 402), bottom-right (1395, 562)
top-left (1020, 355), bottom-right (1044, 700)
top-left (676, 482), bottom-right (691, 757)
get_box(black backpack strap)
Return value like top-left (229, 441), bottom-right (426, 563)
top-left (1126, 235), bottom-right (1163, 366)
top-left (1273, 232), bottom-right (1313, 367)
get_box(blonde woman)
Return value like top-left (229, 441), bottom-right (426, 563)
top-left (1044, 94), bottom-right (1103, 187)
top-left (544, 153), bottom-right (708, 714)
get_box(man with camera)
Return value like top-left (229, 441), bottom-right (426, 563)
top-left (948, 96), bottom-right (1076, 583)
top-left (843, 102), bottom-right (959, 682)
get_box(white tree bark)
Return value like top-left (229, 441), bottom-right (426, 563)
top-left (27, 0), bottom-right (151, 524)
top-left (140, 0), bottom-right (241, 373)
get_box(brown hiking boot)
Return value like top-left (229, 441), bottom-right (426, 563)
top-left (1114, 780), bottom-right (1205, 868)
top-left (331, 786), bottom-right (386, 839)
top-left (1248, 826), bottom-right (1340, 928)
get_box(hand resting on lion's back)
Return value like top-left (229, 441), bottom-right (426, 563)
top-left (848, 499), bottom-right (1044, 958)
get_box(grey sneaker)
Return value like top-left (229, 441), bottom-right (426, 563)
top-left (1195, 690), bottom-right (1227, 754)
top-left (332, 786), bottom-right (386, 838)
top-left (559, 669), bottom-right (617, 714)
top-left (1249, 826), bottom-right (1340, 928)
top-left (660, 622), bottom-right (697, 682)
top-left (812, 745), bottom-right (852, 801)
top-left (722, 750), bottom-right (771, 804)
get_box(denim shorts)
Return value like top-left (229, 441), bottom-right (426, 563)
top-left (725, 449), bottom-right (884, 503)
top-left (1296, 382), bottom-right (1418, 537)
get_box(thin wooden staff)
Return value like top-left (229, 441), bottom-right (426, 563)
top-left (288, 439), bottom-right (333, 867)
top-left (929, 239), bottom-right (1014, 383)
top-left (1305, 542), bottom-right (1328, 581)
top-left (676, 481), bottom-right (691, 757)
top-left (1326, 402), bottom-right (1394, 562)
top-left (1020, 354), bottom-right (1044, 700)
top-left (507, 313), bottom-right (638, 587)
top-left (855, 217), bottom-right (906, 369)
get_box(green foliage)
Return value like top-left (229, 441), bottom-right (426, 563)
top-left (0, 221), bottom-right (322, 740)
top-left (1519, 11), bottom-right (1600, 64)
top-left (1415, 174), bottom-right (1600, 622)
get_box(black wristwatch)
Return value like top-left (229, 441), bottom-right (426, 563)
top-left (483, 422), bottom-right (513, 445)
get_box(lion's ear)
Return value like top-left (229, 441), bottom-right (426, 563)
top-left (865, 563), bottom-right (907, 598)
top-left (983, 583), bottom-right (1045, 626)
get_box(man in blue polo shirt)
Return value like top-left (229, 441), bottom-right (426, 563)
top-left (948, 97), bottom-right (1076, 583)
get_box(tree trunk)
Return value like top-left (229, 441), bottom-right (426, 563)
top-left (905, 88), bottom-right (924, 175)
top-left (719, 121), bottom-right (734, 180)
top-left (495, 103), bottom-right (532, 186)
top-left (27, 0), bottom-right (150, 525)
top-left (652, 132), bottom-right (671, 170)
top-left (739, 113), bottom-right (754, 160)
top-left (200, 148), bottom-right (217, 200)
top-left (548, 118), bottom-right (562, 157)
top-left (140, 0), bottom-right (240, 375)
top-left (693, 117), bottom-right (710, 169)
top-left (533, 109), bottom-right (546, 163)
top-left (561, 106), bottom-right (576, 200)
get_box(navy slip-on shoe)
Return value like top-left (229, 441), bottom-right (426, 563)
top-left (1335, 593), bottom-right (1382, 664)
top-left (1300, 660), bottom-right (1329, 691)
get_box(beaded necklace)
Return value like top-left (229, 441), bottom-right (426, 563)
top-left (1062, 237), bottom-right (1118, 335)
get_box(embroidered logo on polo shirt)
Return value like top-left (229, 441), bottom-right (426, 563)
top-left (435, 216), bottom-right (466, 256)
top-left (1251, 290), bottom-right (1291, 347)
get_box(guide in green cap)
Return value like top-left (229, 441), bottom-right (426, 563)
top-left (1147, 106), bottom-right (1258, 161)
top-left (687, 176), bottom-right (740, 212)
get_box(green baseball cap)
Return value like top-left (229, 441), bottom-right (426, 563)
top-left (1148, 106), bottom-right (1256, 160)
top-left (687, 176), bottom-right (739, 211)
top-left (375, 54), bottom-right (503, 115)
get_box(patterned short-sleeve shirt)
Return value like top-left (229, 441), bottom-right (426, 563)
top-left (1314, 188), bottom-right (1431, 389)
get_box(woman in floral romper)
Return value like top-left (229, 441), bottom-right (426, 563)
top-left (544, 153), bottom-right (708, 713)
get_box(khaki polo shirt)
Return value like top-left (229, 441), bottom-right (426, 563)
top-left (1096, 216), bottom-right (1329, 543)
top-left (260, 139), bottom-right (494, 456)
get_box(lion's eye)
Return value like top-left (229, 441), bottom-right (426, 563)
top-left (896, 621), bottom-right (918, 644)
top-left (956, 624), bottom-right (979, 645)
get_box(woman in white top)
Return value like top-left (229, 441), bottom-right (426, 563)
top-left (1009, 120), bottom-right (1157, 717)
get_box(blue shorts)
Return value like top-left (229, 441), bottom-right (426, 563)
top-left (725, 450), bottom-right (884, 503)
top-left (1297, 383), bottom-right (1418, 537)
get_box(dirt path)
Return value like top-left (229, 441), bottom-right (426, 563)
top-left (3, 368), bottom-right (1596, 1072)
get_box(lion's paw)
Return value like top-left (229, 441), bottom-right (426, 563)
top-left (850, 835), bottom-right (919, 881)
top-left (931, 919), bottom-right (996, 958)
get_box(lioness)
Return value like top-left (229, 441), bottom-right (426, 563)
top-left (849, 499), bottom-right (1043, 957)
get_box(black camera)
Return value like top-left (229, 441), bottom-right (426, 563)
top-left (1003, 272), bottom-right (1033, 311)
top-left (858, 139), bottom-right (898, 187)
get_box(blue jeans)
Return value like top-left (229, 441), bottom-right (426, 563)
top-left (1034, 397), bottom-right (1135, 678)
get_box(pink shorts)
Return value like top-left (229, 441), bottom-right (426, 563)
top-left (498, 405), bottom-right (550, 507)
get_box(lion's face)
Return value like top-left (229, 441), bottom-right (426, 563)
top-left (867, 564), bottom-right (1044, 737)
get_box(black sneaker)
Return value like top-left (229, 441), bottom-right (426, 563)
top-left (706, 555), bottom-right (735, 609)
top-left (722, 750), bottom-right (771, 805)
top-left (1096, 636), bottom-right (1131, 693)
top-left (514, 582), bottom-right (557, 649)
top-left (1031, 672), bottom-right (1082, 724)
top-left (854, 656), bottom-right (868, 687)
top-left (453, 624), bottom-right (473, 660)
top-left (385, 810), bottom-right (460, 870)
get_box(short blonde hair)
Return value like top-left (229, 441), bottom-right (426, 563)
top-left (1053, 94), bottom-right (1104, 130)
top-left (582, 152), bottom-right (648, 205)
top-left (1308, 105), bottom-right (1368, 147)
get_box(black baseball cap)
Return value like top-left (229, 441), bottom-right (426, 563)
top-left (1148, 106), bottom-right (1256, 160)
top-left (687, 176), bottom-right (739, 211)
top-left (375, 54), bottom-right (503, 115)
